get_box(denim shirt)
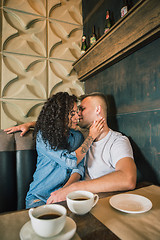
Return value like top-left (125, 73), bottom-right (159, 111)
top-left (26, 129), bottom-right (84, 203)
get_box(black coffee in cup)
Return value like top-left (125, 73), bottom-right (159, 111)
top-left (72, 197), bottom-right (90, 201)
top-left (38, 213), bottom-right (61, 220)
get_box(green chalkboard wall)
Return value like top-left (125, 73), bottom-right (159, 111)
top-left (82, 0), bottom-right (160, 184)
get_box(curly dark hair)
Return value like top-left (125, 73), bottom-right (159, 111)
top-left (34, 92), bottom-right (77, 150)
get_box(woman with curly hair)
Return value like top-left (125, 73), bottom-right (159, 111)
top-left (25, 92), bottom-right (104, 208)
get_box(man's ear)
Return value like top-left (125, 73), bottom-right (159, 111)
top-left (96, 105), bottom-right (101, 115)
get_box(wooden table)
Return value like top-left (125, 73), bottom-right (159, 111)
top-left (0, 182), bottom-right (158, 240)
top-left (66, 182), bottom-right (151, 240)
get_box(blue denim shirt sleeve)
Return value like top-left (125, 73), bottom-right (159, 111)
top-left (36, 130), bottom-right (85, 176)
top-left (71, 158), bottom-right (85, 179)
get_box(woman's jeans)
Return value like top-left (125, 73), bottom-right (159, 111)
top-left (26, 197), bottom-right (46, 209)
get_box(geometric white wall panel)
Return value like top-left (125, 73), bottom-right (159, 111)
top-left (50, 81), bottom-right (84, 97)
top-left (49, 20), bottom-right (82, 60)
top-left (4, 0), bottom-right (46, 16)
top-left (1, 99), bottom-right (44, 129)
top-left (0, 0), bottom-right (84, 129)
top-left (48, 0), bottom-right (82, 25)
top-left (48, 59), bottom-right (84, 96)
top-left (2, 53), bottom-right (47, 99)
top-left (2, 9), bottom-right (46, 56)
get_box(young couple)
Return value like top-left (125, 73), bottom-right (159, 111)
top-left (4, 92), bottom-right (137, 208)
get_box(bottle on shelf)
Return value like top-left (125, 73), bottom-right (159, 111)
top-left (81, 35), bottom-right (87, 54)
top-left (90, 26), bottom-right (97, 47)
top-left (104, 10), bottom-right (111, 34)
top-left (121, 0), bottom-right (128, 17)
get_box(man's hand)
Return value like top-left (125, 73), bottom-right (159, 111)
top-left (47, 188), bottom-right (69, 204)
top-left (4, 122), bottom-right (36, 136)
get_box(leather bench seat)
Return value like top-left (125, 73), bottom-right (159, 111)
top-left (0, 130), bottom-right (37, 213)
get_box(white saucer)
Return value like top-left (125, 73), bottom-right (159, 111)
top-left (20, 217), bottom-right (76, 240)
top-left (109, 193), bottom-right (152, 214)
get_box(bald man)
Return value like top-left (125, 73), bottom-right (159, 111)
top-left (47, 93), bottom-right (137, 203)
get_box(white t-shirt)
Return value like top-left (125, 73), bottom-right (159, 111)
top-left (85, 129), bottom-right (134, 179)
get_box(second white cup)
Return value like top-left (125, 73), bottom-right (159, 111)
top-left (66, 190), bottom-right (99, 215)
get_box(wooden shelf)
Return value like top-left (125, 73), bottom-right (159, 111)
top-left (73, 0), bottom-right (160, 81)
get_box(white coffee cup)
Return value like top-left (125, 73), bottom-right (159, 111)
top-left (29, 204), bottom-right (66, 238)
top-left (66, 190), bottom-right (99, 215)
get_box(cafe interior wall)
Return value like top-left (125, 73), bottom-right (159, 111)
top-left (82, 0), bottom-right (160, 184)
top-left (0, 0), bottom-right (84, 129)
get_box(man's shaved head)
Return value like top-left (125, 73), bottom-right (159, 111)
top-left (79, 92), bottom-right (107, 118)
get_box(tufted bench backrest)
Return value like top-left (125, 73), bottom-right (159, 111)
top-left (0, 130), bottom-right (37, 213)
